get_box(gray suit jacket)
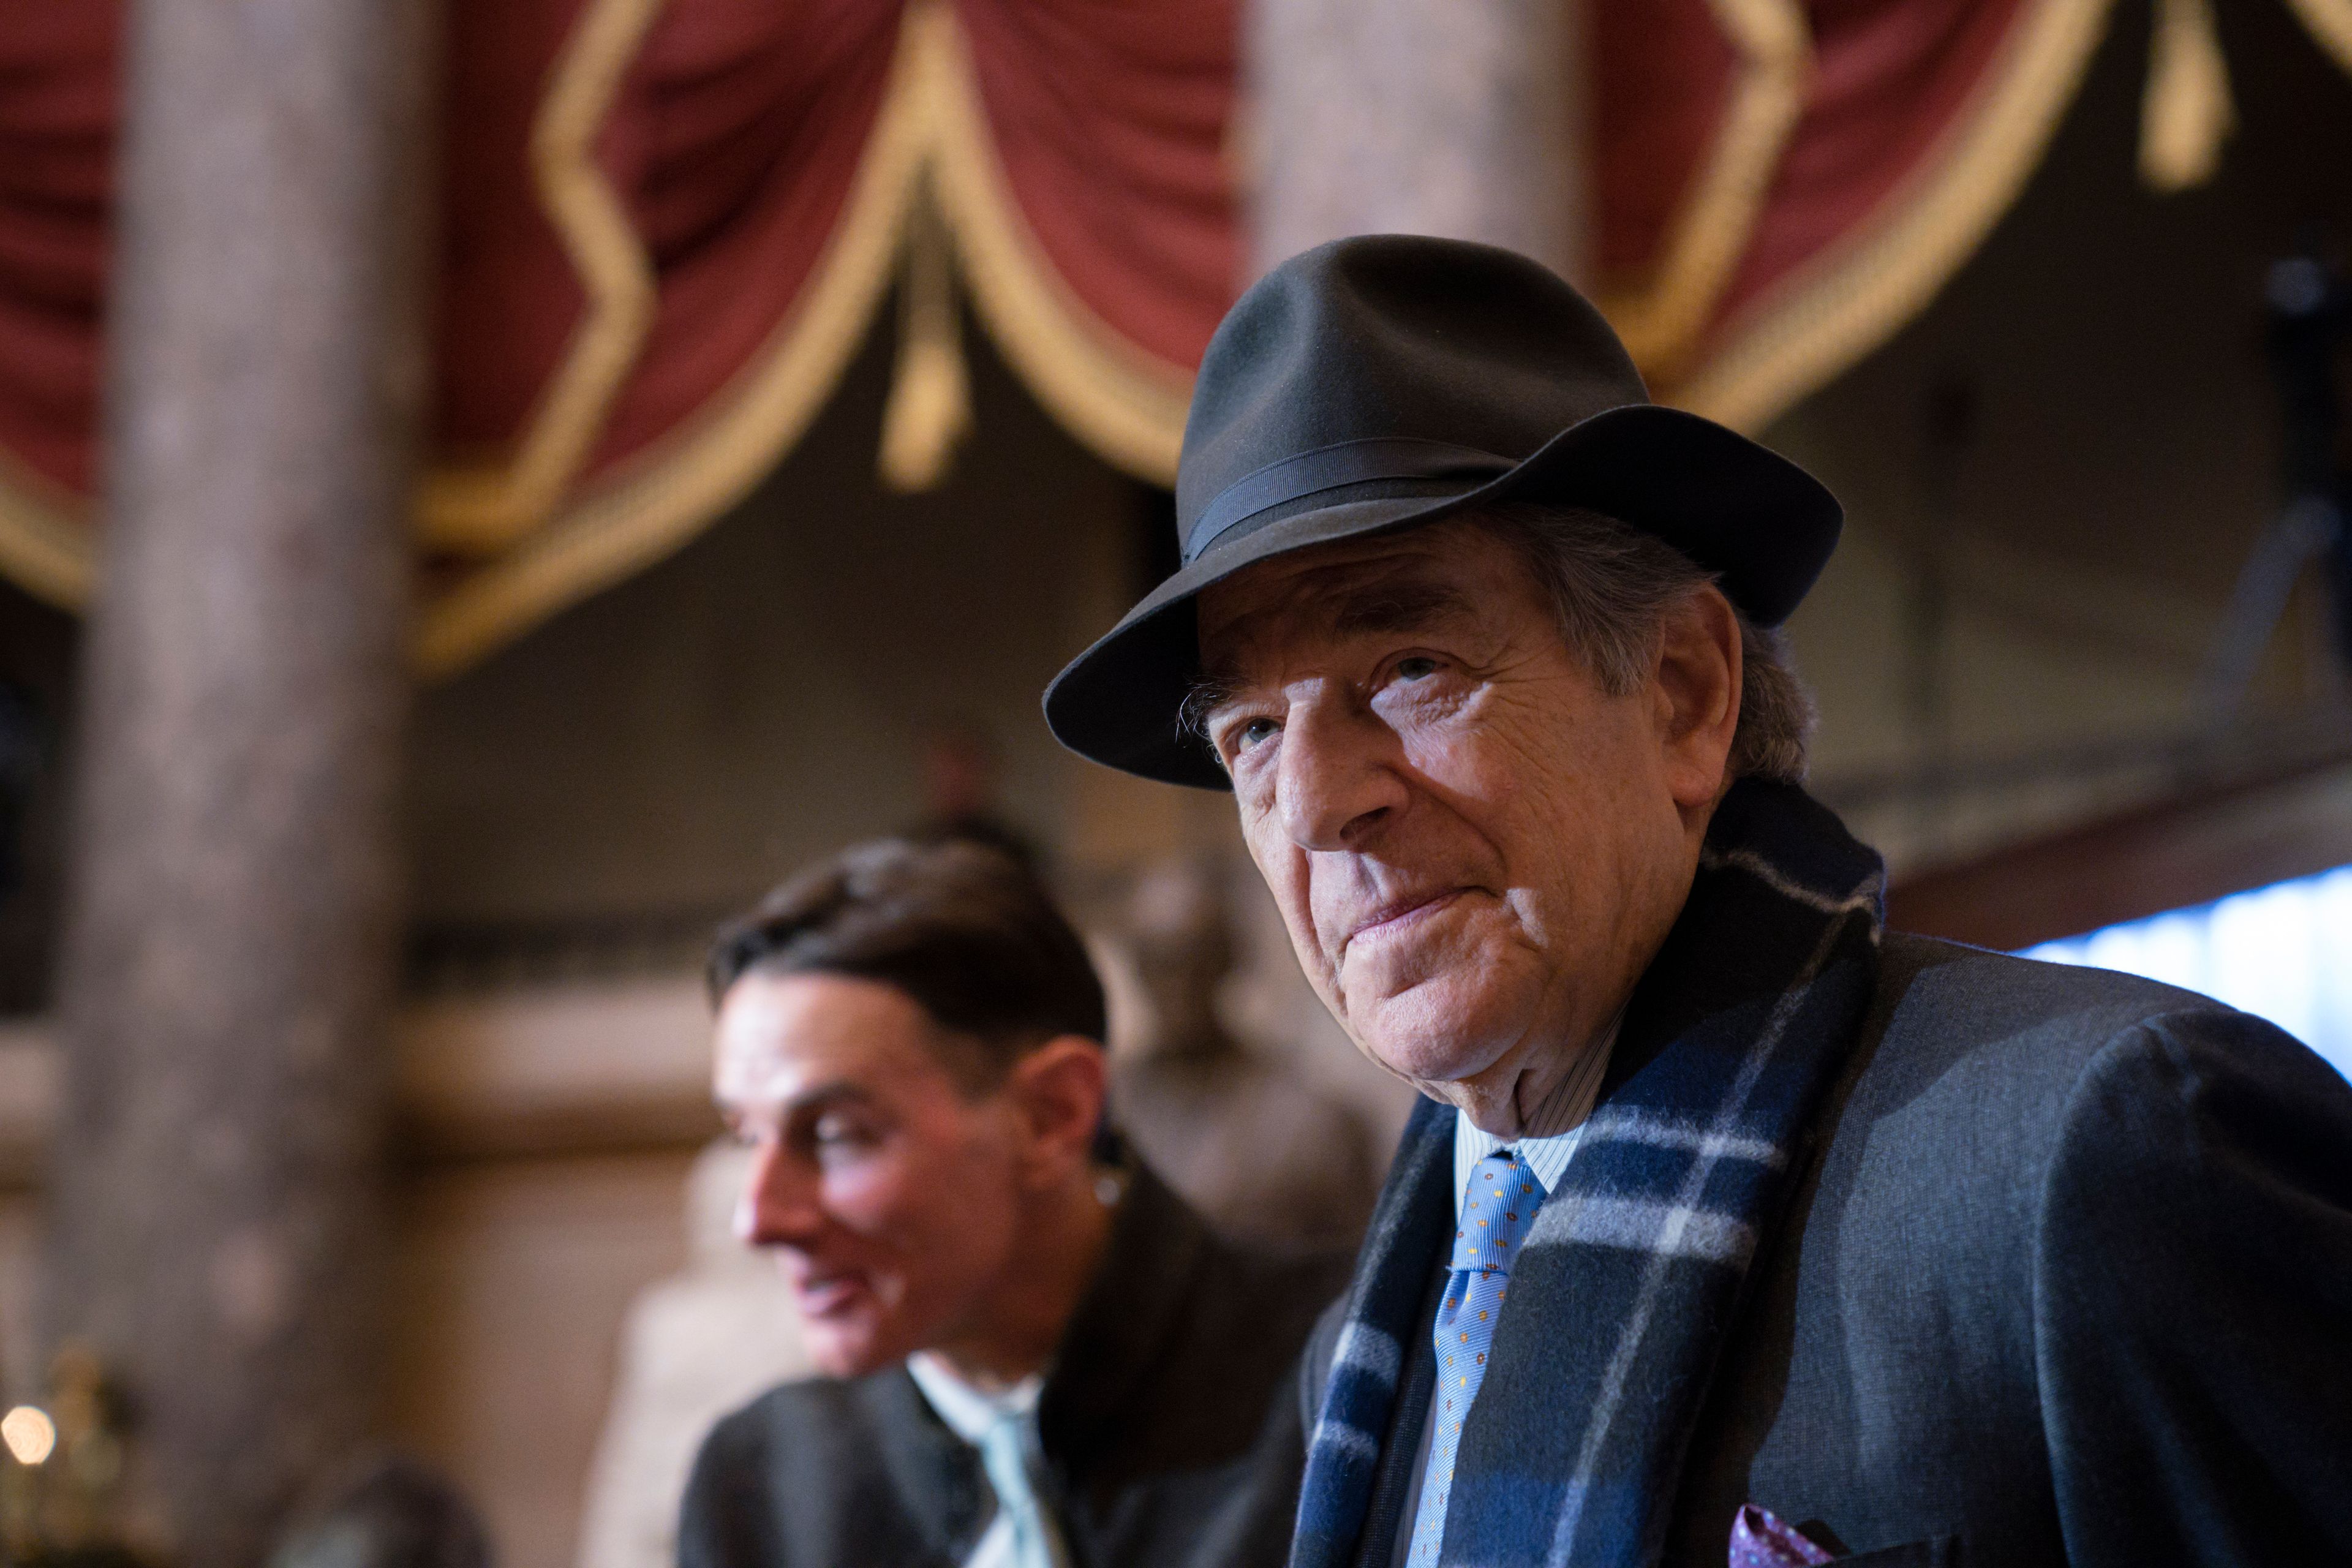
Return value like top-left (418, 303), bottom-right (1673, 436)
top-left (681, 1164), bottom-right (1351, 1568)
top-left (1304, 935), bottom-right (2352, 1566)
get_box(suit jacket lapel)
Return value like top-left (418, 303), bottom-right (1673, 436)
top-left (866, 1367), bottom-right (990, 1562)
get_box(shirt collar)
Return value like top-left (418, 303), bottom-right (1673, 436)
top-left (1449, 1016), bottom-right (1618, 1218)
top-left (905, 1352), bottom-right (1042, 1444)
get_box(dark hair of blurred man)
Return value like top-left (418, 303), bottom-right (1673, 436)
top-left (676, 839), bottom-right (1350, 1568)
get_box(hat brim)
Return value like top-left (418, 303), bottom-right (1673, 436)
top-left (1042, 404), bottom-right (1841, 791)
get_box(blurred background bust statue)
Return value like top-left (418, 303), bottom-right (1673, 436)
top-left (572, 1144), bottom-right (809, 1568)
top-left (1111, 858), bottom-right (1382, 1250)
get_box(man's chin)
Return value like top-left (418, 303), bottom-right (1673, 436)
top-left (1346, 976), bottom-right (1535, 1084)
top-left (803, 1319), bottom-right (905, 1380)
top-left (1355, 1021), bottom-right (1510, 1096)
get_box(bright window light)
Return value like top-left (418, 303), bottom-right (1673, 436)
top-left (2022, 864), bottom-right (2352, 1085)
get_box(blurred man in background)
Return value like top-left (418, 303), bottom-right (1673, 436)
top-left (677, 840), bottom-right (1348, 1568)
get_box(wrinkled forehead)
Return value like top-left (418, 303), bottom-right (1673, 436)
top-left (1194, 523), bottom-right (1504, 680)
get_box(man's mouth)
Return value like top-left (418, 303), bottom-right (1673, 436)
top-left (1344, 888), bottom-right (1466, 952)
top-left (790, 1268), bottom-right (874, 1319)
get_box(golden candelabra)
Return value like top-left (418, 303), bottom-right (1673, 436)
top-left (1, 1346), bottom-right (142, 1568)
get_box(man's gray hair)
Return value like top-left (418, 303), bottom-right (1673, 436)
top-left (1469, 502), bottom-right (1814, 784)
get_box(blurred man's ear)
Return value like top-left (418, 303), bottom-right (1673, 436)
top-left (1006, 1037), bottom-right (1109, 1187)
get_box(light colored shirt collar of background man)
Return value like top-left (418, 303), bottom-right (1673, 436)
top-left (905, 1352), bottom-right (1056, 1568)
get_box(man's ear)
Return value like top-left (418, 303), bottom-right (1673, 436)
top-left (1652, 584), bottom-right (1741, 811)
top-left (1006, 1036), bottom-right (1109, 1186)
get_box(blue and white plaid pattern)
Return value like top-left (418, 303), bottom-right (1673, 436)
top-left (1290, 780), bottom-right (1885, 1568)
top-left (1406, 1150), bottom-right (1545, 1567)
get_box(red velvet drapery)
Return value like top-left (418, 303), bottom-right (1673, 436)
top-left (0, 0), bottom-right (2331, 666)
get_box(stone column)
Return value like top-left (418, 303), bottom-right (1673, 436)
top-left (45, 2), bottom-right (434, 1567)
top-left (1245, 0), bottom-right (1587, 284)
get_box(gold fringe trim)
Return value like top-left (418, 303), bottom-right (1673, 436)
top-left (2138, 0), bottom-right (2234, 192)
top-left (0, 454), bottom-right (92, 610)
top-left (415, 0), bottom-right (663, 555)
top-left (415, 0), bottom-right (1197, 669)
top-left (1599, 0), bottom-right (1814, 381)
top-left (410, 8), bottom-right (930, 677)
top-left (917, 2), bottom-right (1192, 485)
top-left (2284, 0), bottom-right (2352, 75)
top-left (1675, 0), bottom-right (2119, 433)
top-left (876, 190), bottom-right (974, 491)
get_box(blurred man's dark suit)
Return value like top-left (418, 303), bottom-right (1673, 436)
top-left (680, 1164), bottom-right (1349, 1568)
top-left (1302, 935), bottom-right (2352, 1566)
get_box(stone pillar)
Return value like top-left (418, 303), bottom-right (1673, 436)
top-left (1245, 0), bottom-right (1587, 284)
top-left (45, 2), bottom-right (434, 1566)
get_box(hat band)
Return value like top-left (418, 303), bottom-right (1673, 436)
top-left (1182, 437), bottom-right (1515, 563)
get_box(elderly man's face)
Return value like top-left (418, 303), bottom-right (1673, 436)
top-left (1193, 519), bottom-right (1736, 1134)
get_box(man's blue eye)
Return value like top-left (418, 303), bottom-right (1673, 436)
top-left (1235, 717), bottom-right (1279, 751)
top-left (1396, 657), bottom-right (1441, 680)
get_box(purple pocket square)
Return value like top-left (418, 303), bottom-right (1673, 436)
top-left (1729, 1504), bottom-right (1834, 1566)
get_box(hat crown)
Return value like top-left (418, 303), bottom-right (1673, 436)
top-left (1175, 237), bottom-right (1649, 548)
top-left (1040, 234), bottom-right (1842, 791)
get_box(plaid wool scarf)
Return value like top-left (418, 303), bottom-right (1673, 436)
top-left (1292, 780), bottom-right (1885, 1568)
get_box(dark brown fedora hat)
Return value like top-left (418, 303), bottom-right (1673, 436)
top-left (1042, 235), bottom-right (1842, 790)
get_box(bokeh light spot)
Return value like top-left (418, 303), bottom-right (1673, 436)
top-left (1, 1405), bottom-right (55, 1465)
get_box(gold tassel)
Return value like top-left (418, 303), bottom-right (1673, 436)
top-left (2139, 0), bottom-right (2235, 191)
top-left (878, 194), bottom-right (973, 492)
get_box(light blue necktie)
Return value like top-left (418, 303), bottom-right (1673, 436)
top-left (1406, 1149), bottom-right (1544, 1567)
top-left (978, 1408), bottom-right (1066, 1568)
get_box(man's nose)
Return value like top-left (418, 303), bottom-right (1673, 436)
top-left (1276, 694), bottom-right (1406, 850)
top-left (737, 1139), bottom-right (823, 1249)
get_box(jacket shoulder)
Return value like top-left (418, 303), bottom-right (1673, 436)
top-left (680, 1370), bottom-right (973, 1568)
top-left (1872, 930), bottom-right (2233, 1066)
top-left (1678, 933), bottom-right (2352, 1562)
top-left (1842, 930), bottom-right (2300, 1243)
top-left (708, 1364), bottom-right (895, 1435)
top-left (1854, 925), bottom-right (2348, 1230)
top-left (682, 1372), bottom-right (892, 1512)
top-left (2030, 996), bottom-right (2352, 1558)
